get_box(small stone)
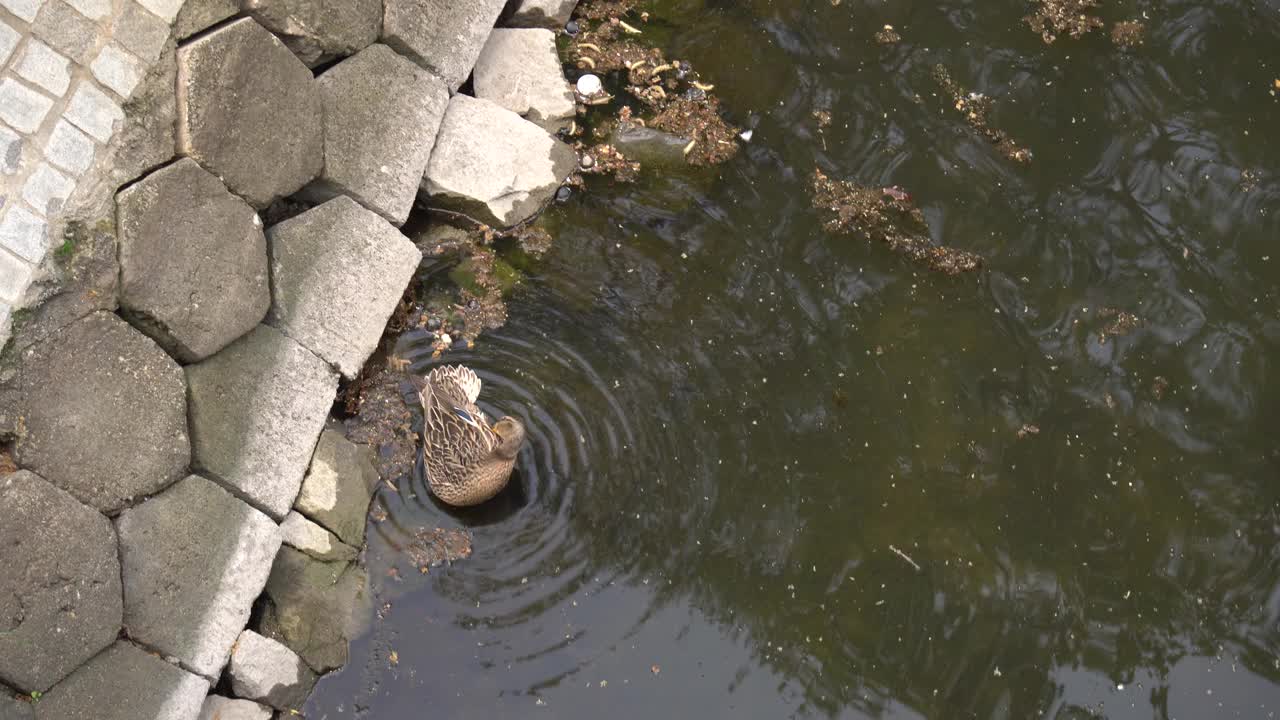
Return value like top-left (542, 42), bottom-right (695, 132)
top-left (309, 43), bottom-right (449, 225)
top-left (555, 186), bottom-right (571, 202)
top-left (32, 1), bottom-right (98, 63)
top-left (91, 44), bottom-right (143, 98)
top-left (0, 78), bottom-right (54, 133)
top-left (423, 94), bottom-right (577, 227)
top-left (44, 119), bottom-right (96, 174)
top-left (580, 154), bottom-right (594, 168)
top-left (15, 40), bottom-right (72, 97)
top-left (0, 20), bottom-right (19, 66)
top-left (198, 696), bottom-right (274, 720)
top-left (244, 0), bottom-right (381, 67)
top-left (113, 0), bottom-right (172, 61)
top-left (575, 73), bottom-right (603, 97)
top-left (505, 0), bottom-right (579, 30)
top-left (473, 29), bottom-right (575, 131)
top-left (439, 332), bottom-right (452, 346)
top-left (31, 641), bottom-right (209, 720)
top-left (280, 510), bottom-right (358, 562)
top-left (0, 471), bottom-right (122, 693)
top-left (64, 81), bottom-right (125, 142)
top-left (0, 0), bottom-right (40, 22)
top-left (0, 250), bottom-right (33, 303)
top-left (229, 630), bottom-right (318, 710)
top-left (116, 475), bottom-right (283, 678)
top-left (22, 162), bottom-right (75, 216)
top-left (294, 429), bottom-right (379, 546)
top-left (258, 547), bottom-right (371, 672)
top-left (177, 17), bottom-right (323, 207)
top-left (267, 196), bottom-right (422, 378)
top-left (186, 324), bottom-right (338, 519)
top-left (0, 124), bottom-right (20, 175)
top-left (116, 158), bottom-right (271, 362)
top-left (426, 316), bottom-right (441, 330)
top-left (13, 312), bottom-right (191, 512)
top-left (381, 0), bottom-right (507, 92)
top-left (0, 206), bottom-right (48, 265)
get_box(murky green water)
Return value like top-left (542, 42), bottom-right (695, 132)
top-left (308, 1), bottom-right (1280, 717)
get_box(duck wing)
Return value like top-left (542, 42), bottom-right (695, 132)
top-left (420, 366), bottom-right (496, 480)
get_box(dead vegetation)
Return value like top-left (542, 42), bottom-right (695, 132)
top-left (1111, 20), bottom-right (1145, 49)
top-left (933, 65), bottom-right (1032, 164)
top-left (1024, 0), bottom-right (1104, 43)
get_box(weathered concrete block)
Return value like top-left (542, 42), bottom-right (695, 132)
top-left (13, 312), bottom-right (190, 512)
top-left (32, 1), bottom-right (97, 63)
top-left (117, 158), bottom-right (271, 362)
top-left (294, 429), bottom-right (379, 547)
top-left (381, 0), bottom-right (507, 91)
top-left (281, 510), bottom-right (358, 562)
top-left (0, 124), bottom-right (21, 175)
top-left (0, 77), bottom-right (54, 133)
top-left (116, 475), bottom-right (283, 679)
top-left (423, 94), bottom-right (576, 227)
top-left (64, 81), bottom-right (124, 142)
top-left (229, 630), bottom-right (318, 711)
top-left (90, 44), bottom-right (143, 99)
top-left (15, 40), bottom-right (71, 97)
top-left (44, 119), bottom-right (96, 174)
top-left (186, 324), bottom-right (338, 519)
top-left (0, 20), bottom-right (18, 67)
top-left (198, 696), bottom-right (273, 720)
top-left (174, 0), bottom-right (239, 40)
top-left (259, 547), bottom-right (371, 672)
top-left (309, 43), bottom-right (448, 225)
top-left (474, 28), bottom-right (574, 132)
top-left (245, 0), bottom-right (381, 67)
top-left (504, 0), bottom-right (577, 28)
top-left (267, 197), bottom-right (422, 378)
top-left (114, 0), bottom-right (171, 61)
top-left (0, 206), bottom-right (48, 265)
top-left (177, 17), bottom-right (323, 207)
top-left (32, 641), bottom-right (208, 720)
top-left (0, 251), bottom-right (33, 304)
top-left (1, 690), bottom-right (33, 720)
top-left (22, 162), bottom-right (75, 216)
top-left (0, 471), bottom-right (122, 693)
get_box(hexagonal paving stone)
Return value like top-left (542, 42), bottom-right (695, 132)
top-left (422, 94), bottom-right (577, 227)
top-left (177, 17), bottom-right (322, 207)
top-left (267, 196), bottom-right (421, 379)
top-left (186, 324), bottom-right (338, 519)
top-left (117, 158), bottom-right (271, 363)
top-left (32, 641), bottom-right (208, 720)
top-left (309, 43), bottom-right (448, 225)
top-left (473, 28), bottom-right (574, 131)
top-left (116, 475), bottom-right (282, 678)
top-left (381, 0), bottom-right (506, 91)
top-left (504, 0), bottom-right (578, 28)
top-left (243, 0), bottom-right (381, 67)
top-left (13, 312), bottom-right (190, 512)
top-left (0, 471), bottom-right (121, 693)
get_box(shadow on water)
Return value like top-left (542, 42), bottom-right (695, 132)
top-left (307, 1), bottom-right (1280, 718)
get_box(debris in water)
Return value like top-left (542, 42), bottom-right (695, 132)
top-left (651, 664), bottom-right (661, 675)
top-left (388, 650), bottom-right (399, 666)
top-left (1098, 308), bottom-right (1141, 340)
top-left (1240, 168), bottom-right (1260, 192)
top-left (648, 96), bottom-right (740, 166)
top-left (1151, 376), bottom-right (1169, 400)
top-left (405, 527), bottom-right (474, 572)
top-left (889, 544), bottom-right (922, 572)
top-left (1024, 0), bottom-right (1103, 44)
top-left (1111, 20), bottom-right (1145, 49)
top-left (576, 73), bottom-right (604, 97)
top-left (1017, 423), bottom-right (1041, 439)
top-left (933, 65), bottom-right (1032, 163)
top-left (810, 168), bottom-right (983, 275)
top-left (875, 25), bottom-right (901, 44)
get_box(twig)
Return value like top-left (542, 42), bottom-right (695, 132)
top-left (889, 544), bottom-right (921, 572)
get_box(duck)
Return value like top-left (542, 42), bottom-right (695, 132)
top-left (411, 365), bottom-right (526, 507)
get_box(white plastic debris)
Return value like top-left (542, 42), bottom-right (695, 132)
top-left (739, 129), bottom-right (754, 142)
top-left (576, 74), bottom-right (603, 97)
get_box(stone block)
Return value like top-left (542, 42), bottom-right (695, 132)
top-left (0, 21), bottom-right (17, 67)
top-left (186, 324), bottom-right (338, 519)
top-left (174, 0), bottom-right (239, 40)
top-left (0, 0), bottom-right (39, 22)
top-left (294, 429), bottom-right (379, 547)
top-left (423, 94), bottom-right (576, 227)
top-left (309, 43), bottom-right (447, 225)
top-left (0, 250), bottom-right (32, 303)
top-left (116, 475), bottom-right (283, 679)
top-left (15, 40), bottom-right (71, 97)
top-left (32, 641), bottom-right (209, 720)
top-left (106, 44), bottom-right (177, 184)
top-left (381, 0), bottom-right (507, 91)
top-left (0, 471), bottom-right (122, 693)
top-left (13, 312), bottom-right (190, 512)
top-left (116, 158), bottom-right (270, 362)
top-left (0, 78), bottom-right (54, 134)
top-left (267, 196), bottom-right (421, 378)
top-left (229, 630), bottom-right (318, 710)
top-left (43, 119), bottom-right (96, 174)
top-left (177, 18), bottom-right (323, 208)
top-left (0, 124), bottom-right (21, 175)
top-left (137, 0), bottom-right (182, 22)
top-left (504, 0), bottom-right (577, 28)
top-left (114, 1), bottom-right (171, 61)
top-left (91, 44), bottom-right (143, 98)
top-left (32, 1), bottom-right (97, 63)
top-left (281, 510), bottom-right (358, 562)
top-left (64, 81), bottom-right (124, 142)
top-left (474, 28), bottom-right (574, 131)
top-left (0, 206), bottom-right (47, 265)
top-left (198, 696), bottom-right (273, 720)
top-left (245, 0), bottom-right (381, 67)
top-left (259, 547), bottom-right (371, 672)
top-left (22, 163), bottom-right (74, 216)
top-left (65, 0), bottom-right (111, 19)
top-left (1, 691), bottom-right (33, 720)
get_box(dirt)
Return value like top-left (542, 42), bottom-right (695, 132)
top-left (649, 96), bottom-right (740, 166)
top-left (1025, 0), bottom-right (1104, 44)
top-left (574, 140), bottom-right (642, 182)
top-left (1111, 20), bottom-right (1145, 49)
top-left (875, 25), bottom-right (901, 44)
top-left (1098, 307), bottom-right (1141, 340)
top-left (933, 65), bottom-right (1032, 164)
top-left (810, 168), bottom-right (983, 275)
top-left (405, 527), bottom-right (474, 572)
top-left (341, 359), bottom-right (418, 487)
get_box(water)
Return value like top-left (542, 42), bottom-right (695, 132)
top-left (307, 1), bottom-right (1280, 717)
